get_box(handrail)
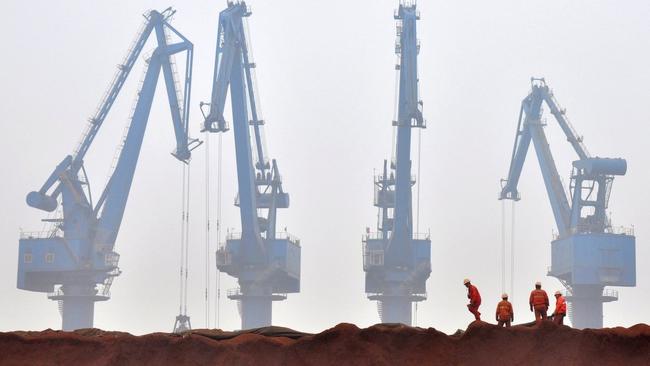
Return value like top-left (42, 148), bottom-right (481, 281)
top-left (364, 231), bottom-right (430, 241)
top-left (19, 229), bottom-right (60, 240)
top-left (226, 287), bottom-right (287, 298)
top-left (553, 225), bottom-right (634, 240)
top-left (225, 231), bottom-right (301, 245)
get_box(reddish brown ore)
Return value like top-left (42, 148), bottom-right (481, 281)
top-left (0, 321), bottom-right (649, 366)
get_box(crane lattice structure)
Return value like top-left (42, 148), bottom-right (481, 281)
top-left (363, 1), bottom-right (431, 325)
top-left (18, 8), bottom-right (200, 331)
top-left (500, 78), bottom-right (636, 328)
top-left (203, 1), bottom-right (300, 330)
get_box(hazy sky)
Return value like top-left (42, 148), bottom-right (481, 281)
top-left (1, 0), bottom-right (648, 334)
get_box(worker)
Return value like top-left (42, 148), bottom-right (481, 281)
top-left (495, 293), bottom-right (514, 327)
top-left (529, 281), bottom-right (549, 323)
top-left (464, 278), bottom-right (481, 321)
top-left (551, 291), bottom-right (567, 325)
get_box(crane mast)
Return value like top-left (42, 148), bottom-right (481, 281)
top-left (363, 1), bottom-right (431, 325)
top-left (500, 78), bottom-right (636, 328)
top-left (204, 1), bottom-right (300, 330)
top-left (18, 8), bottom-right (200, 331)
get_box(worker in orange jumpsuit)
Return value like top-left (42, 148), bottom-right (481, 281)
top-left (529, 281), bottom-right (549, 323)
top-left (495, 293), bottom-right (514, 327)
top-left (551, 290), bottom-right (567, 325)
top-left (464, 278), bottom-right (481, 321)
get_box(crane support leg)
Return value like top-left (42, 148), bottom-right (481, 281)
top-left (380, 296), bottom-right (412, 324)
top-left (48, 283), bottom-right (107, 331)
top-left (60, 295), bottom-right (95, 331)
top-left (568, 285), bottom-right (606, 329)
top-left (240, 296), bottom-right (272, 329)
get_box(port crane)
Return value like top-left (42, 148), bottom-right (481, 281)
top-left (18, 8), bottom-right (200, 331)
top-left (203, 1), bottom-right (300, 330)
top-left (362, 1), bottom-right (431, 325)
top-left (500, 78), bottom-right (636, 328)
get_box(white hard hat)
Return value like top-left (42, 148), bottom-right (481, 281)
top-left (463, 278), bottom-right (471, 285)
top-left (502, 293), bottom-right (508, 299)
top-left (555, 291), bottom-right (562, 296)
top-left (535, 281), bottom-right (542, 286)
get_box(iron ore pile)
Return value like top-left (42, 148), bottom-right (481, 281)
top-left (1, 322), bottom-right (649, 366)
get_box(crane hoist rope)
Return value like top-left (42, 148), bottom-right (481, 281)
top-left (178, 166), bottom-right (186, 315)
top-left (173, 161), bottom-right (193, 334)
top-left (511, 201), bottom-right (515, 301)
top-left (501, 200), bottom-right (506, 294)
top-left (215, 133), bottom-right (223, 329)
top-left (184, 164), bottom-right (191, 316)
top-left (416, 128), bottom-right (422, 234)
top-left (204, 131), bottom-right (211, 328)
top-left (200, 102), bottom-right (225, 331)
top-left (500, 200), bottom-right (517, 300)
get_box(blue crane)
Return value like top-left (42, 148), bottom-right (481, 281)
top-left (203, 1), bottom-right (300, 330)
top-left (500, 78), bottom-right (636, 328)
top-left (362, 1), bottom-right (431, 325)
top-left (18, 8), bottom-right (200, 331)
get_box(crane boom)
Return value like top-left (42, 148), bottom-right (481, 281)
top-left (18, 8), bottom-right (200, 331)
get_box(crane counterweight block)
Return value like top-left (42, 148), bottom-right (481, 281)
top-left (26, 191), bottom-right (58, 212)
top-left (26, 155), bottom-right (75, 212)
top-left (572, 157), bottom-right (627, 176)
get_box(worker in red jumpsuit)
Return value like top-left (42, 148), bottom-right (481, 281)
top-left (495, 293), bottom-right (514, 327)
top-left (529, 281), bottom-right (549, 324)
top-left (464, 278), bottom-right (481, 321)
top-left (551, 290), bottom-right (567, 325)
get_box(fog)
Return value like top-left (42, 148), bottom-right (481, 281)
top-left (1, 0), bottom-right (648, 334)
